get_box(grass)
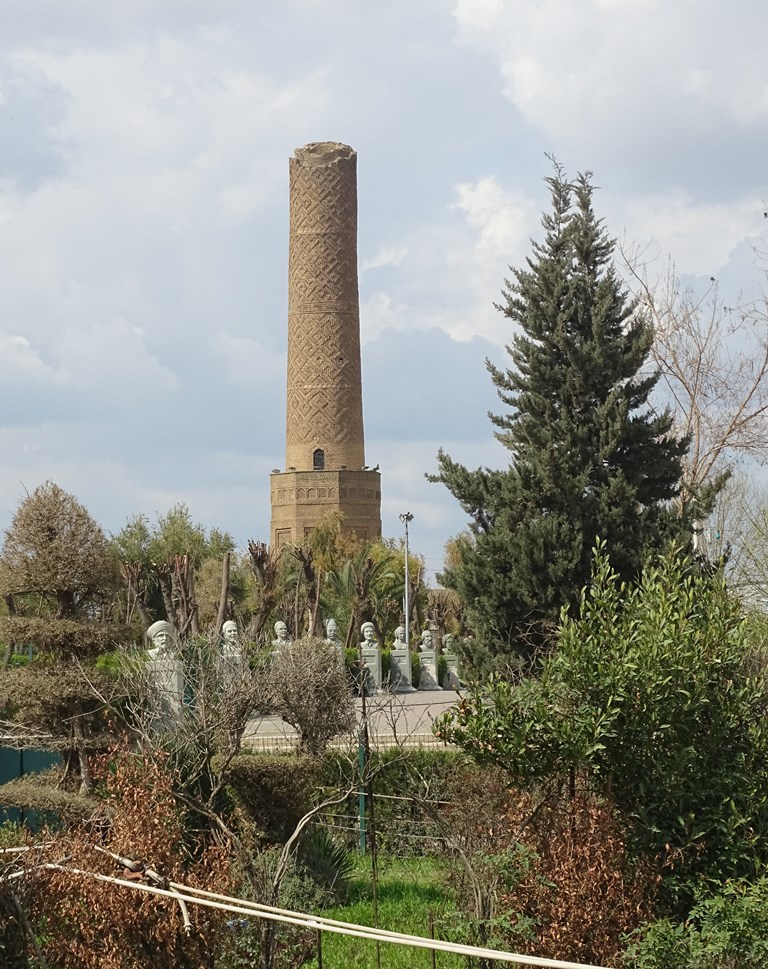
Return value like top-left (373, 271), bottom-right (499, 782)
top-left (304, 853), bottom-right (467, 968)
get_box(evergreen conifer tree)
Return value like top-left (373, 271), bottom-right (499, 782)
top-left (431, 167), bottom-right (693, 655)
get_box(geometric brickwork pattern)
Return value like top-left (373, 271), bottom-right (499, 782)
top-left (272, 142), bottom-right (381, 547)
top-left (286, 142), bottom-right (365, 470)
top-left (286, 312), bottom-right (363, 451)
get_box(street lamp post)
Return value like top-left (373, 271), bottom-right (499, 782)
top-left (399, 512), bottom-right (414, 649)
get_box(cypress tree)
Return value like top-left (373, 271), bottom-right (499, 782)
top-left (431, 166), bottom-right (692, 656)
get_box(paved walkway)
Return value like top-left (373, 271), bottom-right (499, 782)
top-left (244, 689), bottom-right (463, 752)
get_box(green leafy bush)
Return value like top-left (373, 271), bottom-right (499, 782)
top-left (225, 753), bottom-right (323, 843)
top-left (437, 546), bottom-right (768, 904)
top-left (626, 878), bottom-right (768, 968)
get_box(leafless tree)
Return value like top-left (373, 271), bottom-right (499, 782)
top-left (151, 553), bottom-right (200, 640)
top-left (247, 540), bottom-right (281, 642)
top-left (621, 247), bottom-right (768, 522)
top-left (268, 638), bottom-right (356, 756)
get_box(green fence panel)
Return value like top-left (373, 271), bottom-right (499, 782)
top-left (0, 746), bottom-right (60, 826)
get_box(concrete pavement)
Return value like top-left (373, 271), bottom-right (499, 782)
top-left (244, 689), bottom-right (463, 752)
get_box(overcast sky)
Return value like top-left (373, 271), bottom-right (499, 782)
top-left (1, 0), bottom-right (766, 580)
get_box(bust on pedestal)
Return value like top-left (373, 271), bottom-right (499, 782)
top-left (417, 628), bottom-right (442, 691)
top-left (390, 625), bottom-right (415, 692)
top-left (441, 633), bottom-right (461, 691)
top-left (146, 619), bottom-right (184, 719)
top-left (324, 617), bottom-right (344, 664)
top-left (359, 621), bottom-right (382, 693)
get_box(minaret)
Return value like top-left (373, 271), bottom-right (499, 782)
top-left (270, 142), bottom-right (382, 548)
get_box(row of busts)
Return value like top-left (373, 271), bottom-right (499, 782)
top-left (272, 619), bottom-right (445, 651)
top-left (147, 618), bottom-right (451, 655)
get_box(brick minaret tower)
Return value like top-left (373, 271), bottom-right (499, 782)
top-left (270, 142), bottom-right (382, 548)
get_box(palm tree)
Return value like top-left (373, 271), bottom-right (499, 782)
top-left (324, 544), bottom-right (401, 649)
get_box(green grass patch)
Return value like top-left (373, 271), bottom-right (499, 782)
top-left (305, 854), bottom-right (466, 968)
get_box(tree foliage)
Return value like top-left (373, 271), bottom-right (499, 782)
top-left (113, 503), bottom-right (234, 570)
top-left (436, 546), bottom-right (768, 902)
top-left (0, 483), bottom-right (123, 790)
top-left (0, 481), bottom-right (119, 619)
top-left (431, 168), bottom-right (693, 654)
top-left (627, 877), bottom-right (768, 969)
top-left (112, 502), bottom-right (237, 632)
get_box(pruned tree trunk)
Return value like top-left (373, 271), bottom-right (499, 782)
top-left (153, 561), bottom-right (177, 632)
top-left (120, 562), bottom-right (152, 627)
top-left (247, 541), bottom-right (280, 642)
top-left (291, 545), bottom-right (322, 637)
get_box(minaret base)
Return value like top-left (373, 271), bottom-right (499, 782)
top-left (270, 469), bottom-right (382, 548)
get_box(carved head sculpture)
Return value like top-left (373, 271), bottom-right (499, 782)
top-left (222, 620), bottom-right (239, 645)
top-left (325, 618), bottom-right (339, 641)
top-left (420, 628), bottom-right (432, 649)
top-left (147, 619), bottom-right (174, 654)
top-left (394, 626), bottom-right (406, 644)
top-left (360, 621), bottom-right (376, 643)
top-left (274, 621), bottom-right (289, 642)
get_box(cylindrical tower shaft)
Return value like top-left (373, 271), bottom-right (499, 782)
top-left (286, 142), bottom-right (365, 471)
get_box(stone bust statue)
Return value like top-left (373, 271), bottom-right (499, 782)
top-left (220, 619), bottom-right (246, 679)
top-left (360, 621), bottom-right (378, 649)
top-left (272, 620), bottom-right (291, 649)
top-left (146, 619), bottom-right (176, 657)
top-left (222, 620), bottom-right (244, 658)
top-left (392, 625), bottom-right (406, 648)
top-left (222, 619), bottom-right (239, 645)
top-left (420, 628), bottom-right (432, 651)
top-left (145, 619), bottom-right (182, 717)
top-left (324, 617), bottom-right (341, 645)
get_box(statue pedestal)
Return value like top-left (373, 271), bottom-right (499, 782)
top-left (443, 653), bottom-right (461, 690)
top-left (220, 645), bottom-right (247, 686)
top-left (361, 646), bottom-right (382, 694)
top-left (147, 653), bottom-right (184, 720)
top-left (390, 647), bottom-right (415, 692)
top-left (418, 649), bottom-right (442, 691)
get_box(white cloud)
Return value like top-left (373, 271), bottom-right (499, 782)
top-left (55, 318), bottom-right (181, 395)
top-left (452, 0), bottom-right (768, 195)
top-left (361, 244), bottom-right (410, 272)
top-left (0, 333), bottom-right (68, 386)
top-left (359, 175), bottom-right (537, 345)
top-left (619, 194), bottom-right (763, 277)
top-left (213, 333), bottom-right (285, 391)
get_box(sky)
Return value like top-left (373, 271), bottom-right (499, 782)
top-left (1, 0), bottom-right (767, 581)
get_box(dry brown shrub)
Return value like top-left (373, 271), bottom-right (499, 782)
top-left (269, 638), bottom-right (356, 755)
top-left (441, 761), bottom-right (521, 850)
top-left (17, 748), bottom-right (234, 969)
top-left (441, 768), bottom-right (657, 967)
top-left (503, 791), bottom-right (657, 966)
